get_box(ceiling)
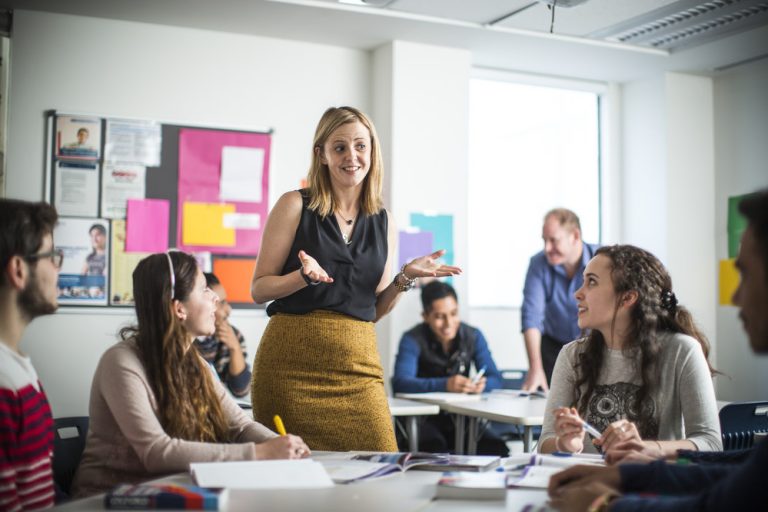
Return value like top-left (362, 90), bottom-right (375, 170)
top-left (2, 0), bottom-right (767, 82)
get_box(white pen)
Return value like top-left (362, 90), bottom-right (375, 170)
top-left (471, 366), bottom-right (487, 384)
top-left (558, 406), bottom-right (602, 438)
top-left (581, 420), bottom-right (602, 439)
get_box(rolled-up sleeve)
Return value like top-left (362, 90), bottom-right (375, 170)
top-left (521, 254), bottom-right (547, 333)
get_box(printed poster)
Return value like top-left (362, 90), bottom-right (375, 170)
top-left (104, 119), bottom-right (162, 166)
top-left (101, 163), bottom-right (146, 219)
top-left (54, 218), bottom-right (110, 306)
top-left (53, 160), bottom-right (100, 217)
top-left (56, 115), bottom-right (101, 160)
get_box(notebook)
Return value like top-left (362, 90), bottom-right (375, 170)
top-left (189, 459), bottom-right (334, 489)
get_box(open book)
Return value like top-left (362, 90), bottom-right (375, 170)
top-left (502, 452), bottom-right (605, 471)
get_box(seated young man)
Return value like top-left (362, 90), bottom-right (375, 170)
top-left (0, 199), bottom-right (60, 509)
top-left (547, 189), bottom-right (768, 512)
top-left (392, 280), bottom-right (508, 455)
top-left (193, 273), bottom-right (251, 398)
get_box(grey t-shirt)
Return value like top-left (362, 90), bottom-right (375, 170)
top-left (540, 331), bottom-right (722, 453)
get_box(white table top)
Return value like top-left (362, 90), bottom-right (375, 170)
top-left (395, 392), bottom-right (485, 405)
top-left (440, 395), bottom-right (547, 426)
top-left (53, 464), bottom-right (549, 512)
top-left (388, 397), bottom-right (441, 416)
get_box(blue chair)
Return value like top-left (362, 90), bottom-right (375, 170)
top-left (53, 416), bottom-right (89, 497)
top-left (719, 401), bottom-right (768, 450)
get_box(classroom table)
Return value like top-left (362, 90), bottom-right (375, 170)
top-left (388, 397), bottom-right (441, 452)
top-left (397, 392), bottom-right (547, 455)
top-left (441, 394), bottom-right (546, 455)
top-left (52, 462), bottom-right (549, 512)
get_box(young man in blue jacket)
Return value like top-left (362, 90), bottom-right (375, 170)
top-left (547, 189), bottom-right (768, 512)
top-left (392, 280), bottom-right (508, 455)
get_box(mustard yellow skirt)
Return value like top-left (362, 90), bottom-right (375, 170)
top-left (251, 310), bottom-right (397, 452)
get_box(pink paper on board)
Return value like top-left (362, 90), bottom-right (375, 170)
top-left (177, 128), bottom-right (270, 255)
top-left (126, 198), bottom-right (170, 252)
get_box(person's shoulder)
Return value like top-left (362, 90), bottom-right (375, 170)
top-left (401, 323), bottom-right (423, 341)
top-left (100, 338), bottom-right (142, 370)
top-left (277, 190), bottom-right (304, 210)
top-left (561, 336), bottom-right (589, 358)
top-left (527, 250), bottom-right (549, 270)
top-left (0, 346), bottom-right (37, 391)
top-left (460, 322), bottom-right (483, 338)
top-left (659, 331), bottom-right (701, 356)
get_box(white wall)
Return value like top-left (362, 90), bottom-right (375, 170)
top-left (8, 10), bottom-right (371, 417)
top-left (372, 41), bottom-right (472, 389)
top-left (712, 58), bottom-right (768, 401)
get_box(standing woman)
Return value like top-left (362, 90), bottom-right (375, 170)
top-left (72, 252), bottom-right (309, 497)
top-left (250, 106), bottom-right (460, 451)
top-left (539, 245), bottom-right (721, 463)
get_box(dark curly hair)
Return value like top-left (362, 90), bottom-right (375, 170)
top-left (573, 244), bottom-right (714, 429)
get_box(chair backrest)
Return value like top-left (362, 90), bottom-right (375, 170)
top-left (718, 401), bottom-right (768, 450)
top-left (499, 369), bottom-right (527, 390)
top-left (53, 416), bottom-right (89, 497)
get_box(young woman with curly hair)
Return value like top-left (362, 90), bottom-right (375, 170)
top-left (539, 244), bottom-right (722, 464)
top-left (72, 251), bottom-right (309, 497)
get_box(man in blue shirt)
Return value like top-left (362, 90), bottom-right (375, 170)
top-left (521, 208), bottom-right (599, 391)
top-left (392, 280), bottom-right (508, 455)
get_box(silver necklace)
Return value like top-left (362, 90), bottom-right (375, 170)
top-left (336, 211), bottom-right (355, 245)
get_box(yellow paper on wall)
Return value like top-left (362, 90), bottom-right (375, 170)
top-left (182, 202), bottom-right (236, 247)
top-left (719, 258), bottom-right (739, 306)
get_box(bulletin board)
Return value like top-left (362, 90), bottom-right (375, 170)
top-left (44, 110), bottom-right (270, 308)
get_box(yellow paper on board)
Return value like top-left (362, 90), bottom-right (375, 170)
top-left (182, 202), bottom-right (236, 247)
top-left (719, 258), bottom-right (739, 306)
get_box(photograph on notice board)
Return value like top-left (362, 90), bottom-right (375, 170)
top-left (54, 217), bottom-right (110, 305)
top-left (56, 115), bottom-right (102, 160)
top-left (53, 160), bottom-right (100, 217)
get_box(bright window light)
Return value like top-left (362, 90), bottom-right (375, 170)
top-left (468, 78), bottom-right (601, 307)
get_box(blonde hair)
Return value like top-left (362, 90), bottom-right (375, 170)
top-left (306, 106), bottom-right (384, 217)
top-left (544, 208), bottom-right (581, 234)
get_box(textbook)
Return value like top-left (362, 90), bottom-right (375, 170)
top-left (350, 452), bottom-right (451, 471)
top-left (104, 483), bottom-right (225, 510)
top-left (435, 471), bottom-right (509, 500)
top-left (320, 453), bottom-right (500, 483)
top-left (501, 452), bottom-right (605, 471)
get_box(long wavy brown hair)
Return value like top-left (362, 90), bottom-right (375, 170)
top-left (573, 245), bottom-right (715, 429)
top-left (120, 251), bottom-right (230, 442)
top-left (306, 106), bottom-right (384, 218)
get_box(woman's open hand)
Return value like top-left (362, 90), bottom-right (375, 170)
top-left (298, 250), bottom-right (333, 284)
top-left (403, 249), bottom-right (462, 278)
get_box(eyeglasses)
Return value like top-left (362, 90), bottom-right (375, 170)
top-left (26, 248), bottom-right (64, 269)
top-left (165, 252), bottom-right (176, 300)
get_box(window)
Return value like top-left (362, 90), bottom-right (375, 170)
top-left (468, 75), bottom-right (602, 307)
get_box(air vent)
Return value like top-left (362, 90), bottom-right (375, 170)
top-left (593, 0), bottom-right (768, 50)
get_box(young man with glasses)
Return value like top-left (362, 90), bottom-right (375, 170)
top-left (0, 198), bottom-right (61, 510)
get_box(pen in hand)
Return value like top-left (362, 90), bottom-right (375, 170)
top-left (273, 415), bottom-right (287, 436)
top-left (471, 366), bottom-right (487, 385)
top-left (581, 420), bottom-right (602, 439)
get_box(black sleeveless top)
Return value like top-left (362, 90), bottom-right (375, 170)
top-left (266, 189), bottom-right (388, 322)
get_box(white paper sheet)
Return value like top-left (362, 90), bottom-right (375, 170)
top-left (219, 146), bottom-right (264, 203)
top-left (190, 460), bottom-right (334, 489)
top-left (101, 163), bottom-right (146, 219)
top-left (222, 212), bottom-right (260, 230)
top-left (54, 161), bottom-right (100, 217)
